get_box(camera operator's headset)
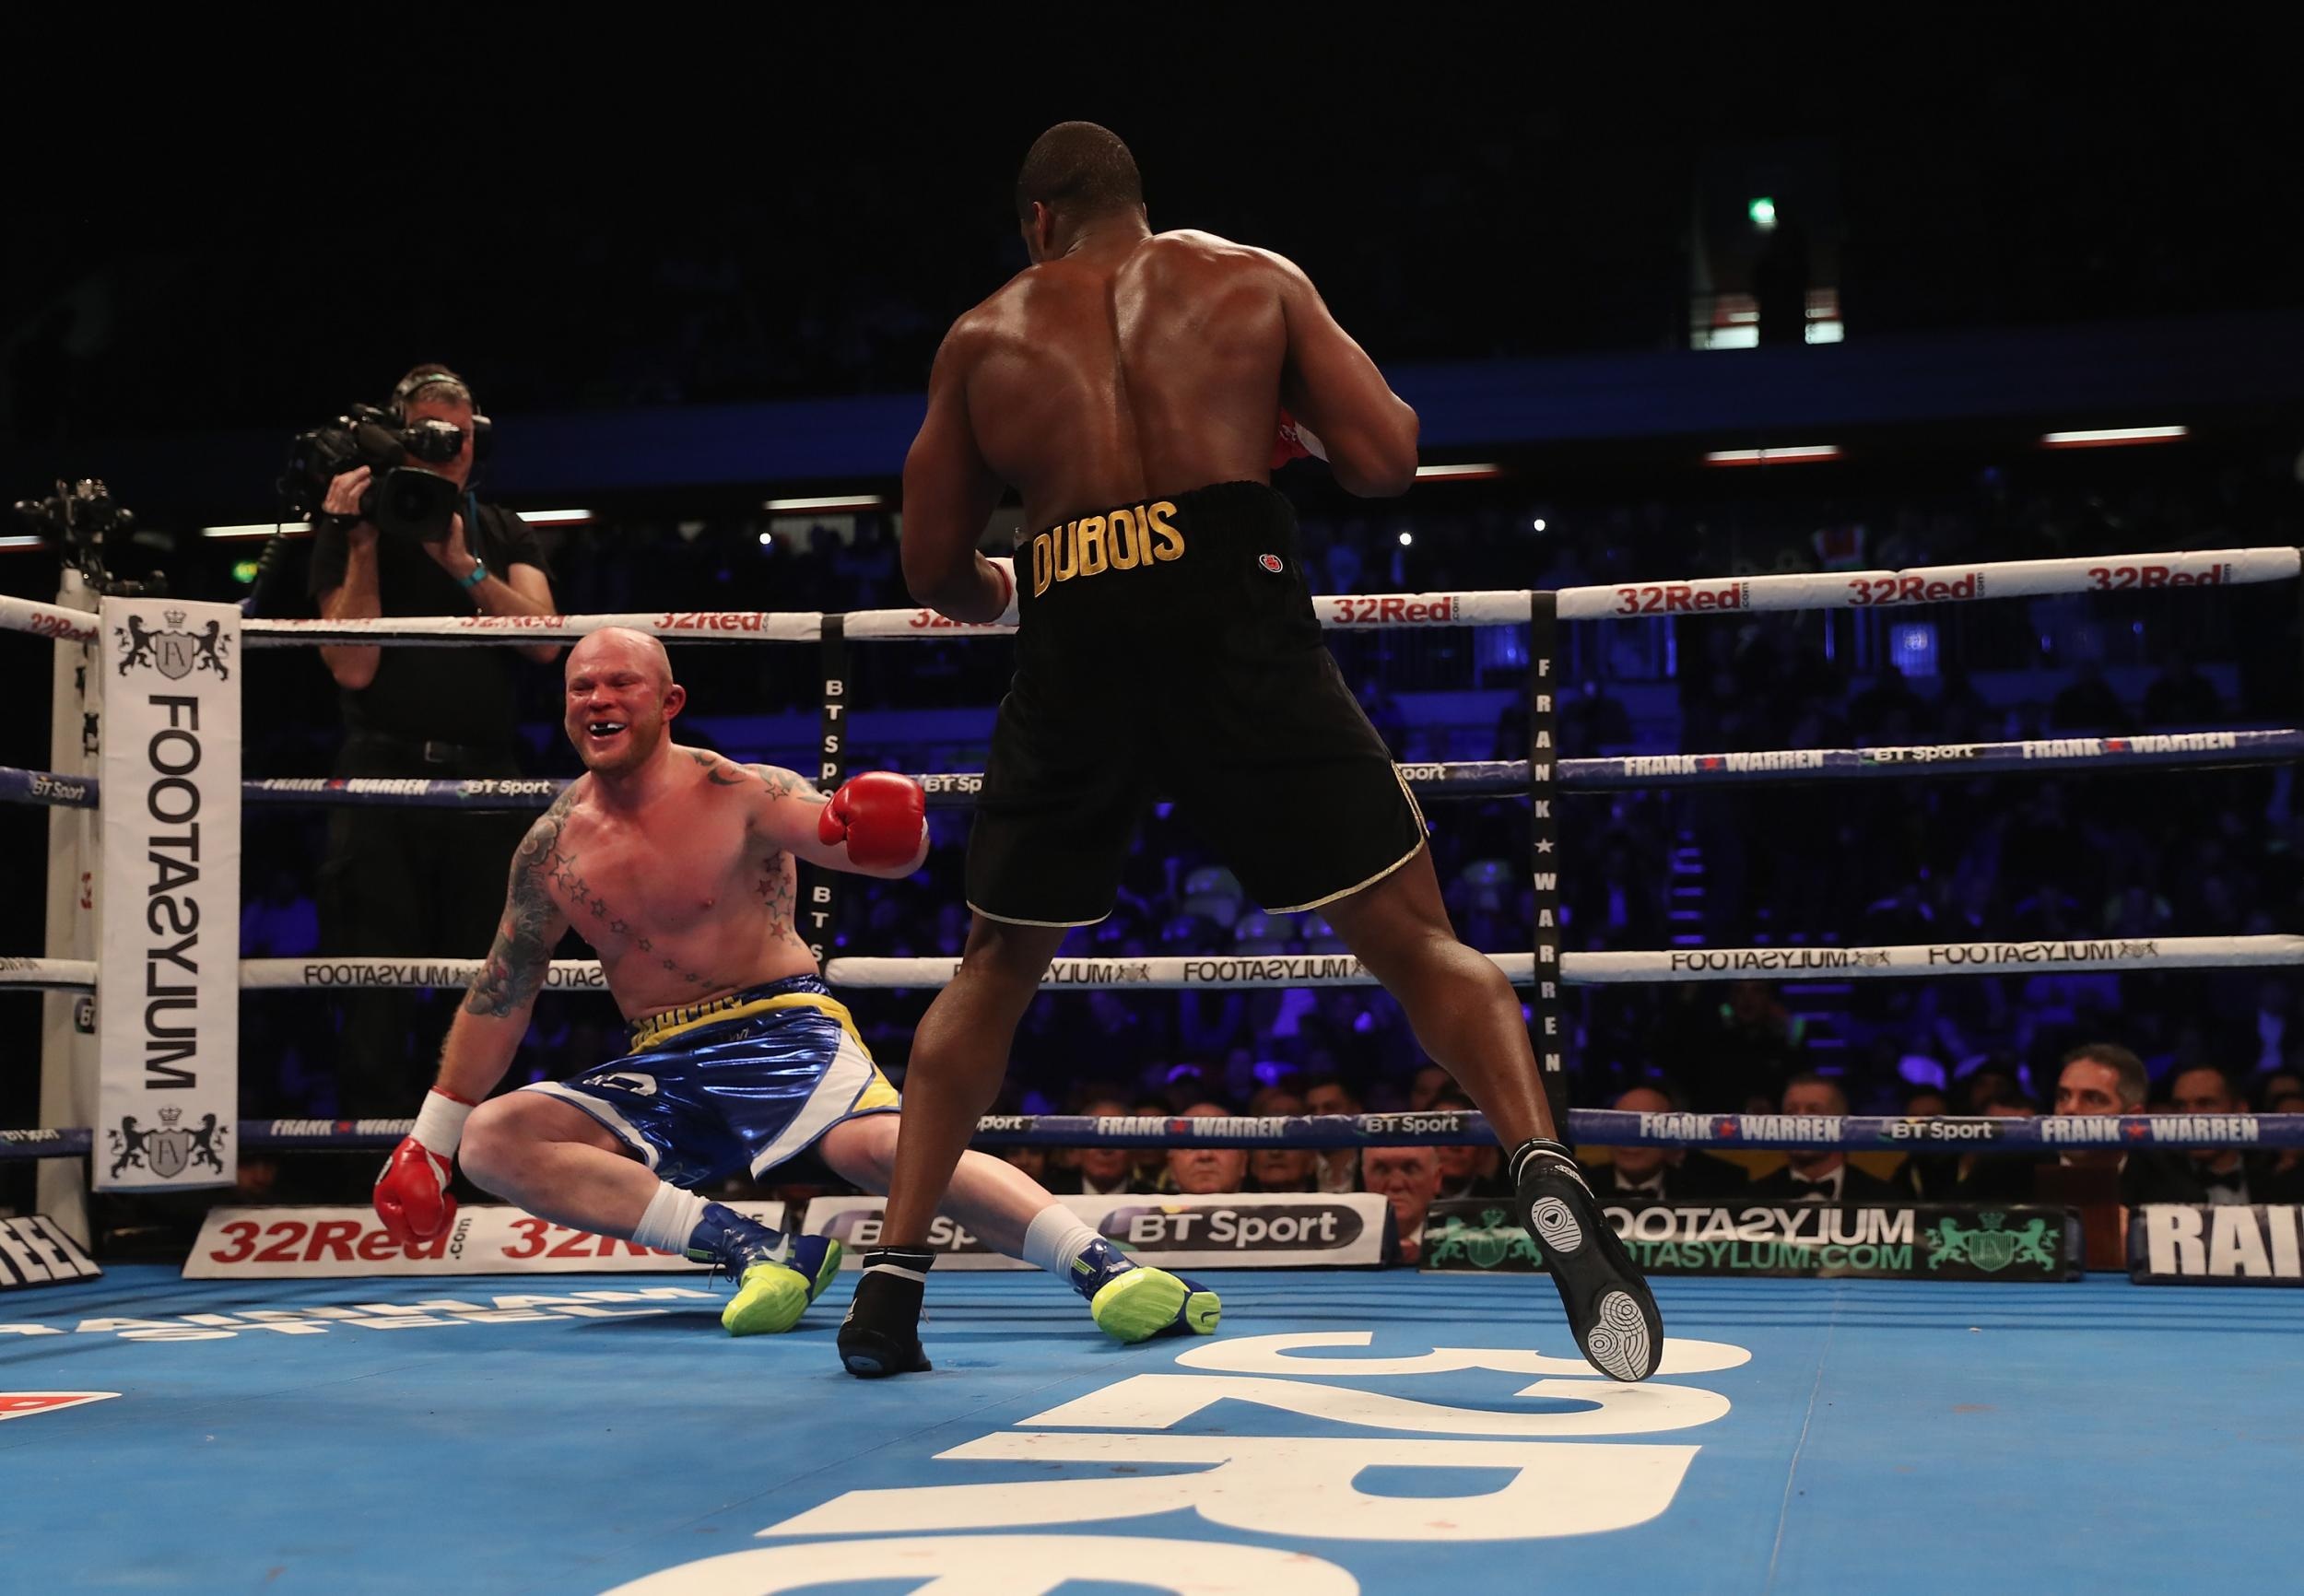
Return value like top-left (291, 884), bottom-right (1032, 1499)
top-left (392, 368), bottom-right (495, 552)
top-left (244, 368), bottom-right (497, 616)
top-left (387, 366), bottom-right (494, 465)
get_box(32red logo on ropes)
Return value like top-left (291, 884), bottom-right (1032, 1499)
top-left (653, 612), bottom-right (775, 632)
top-left (1326, 596), bottom-right (1461, 624)
top-left (2087, 562), bottom-right (2234, 590)
top-left (904, 610), bottom-right (1007, 630)
top-left (1610, 581), bottom-right (1748, 615)
top-left (1846, 572), bottom-right (1983, 605)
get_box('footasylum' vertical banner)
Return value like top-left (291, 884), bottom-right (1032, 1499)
top-left (95, 597), bottom-right (240, 1191)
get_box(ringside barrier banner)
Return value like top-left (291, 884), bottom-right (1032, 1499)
top-left (183, 1203), bottom-right (786, 1279)
top-left (803, 1192), bottom-right (1392, 1270)
top-left (2129, 1203), bottom-right (2304, 1285)
top-left (1420, 1199), bottom-right (2080, 1282)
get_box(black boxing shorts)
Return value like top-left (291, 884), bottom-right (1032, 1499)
top-left (966, 480), bottom-right (1427, 927)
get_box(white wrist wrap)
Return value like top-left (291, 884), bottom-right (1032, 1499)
top-left (989, 557), bottom-right (1019, 626)
top-left (412, 1091), bottom-right (474, 1159)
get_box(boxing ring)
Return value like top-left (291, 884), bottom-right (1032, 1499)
top-left (6, 1268), bottom-right (2300, 1591)
top-left (6, 546), bottom-right (2304, 1591)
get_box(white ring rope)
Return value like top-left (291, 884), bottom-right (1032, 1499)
top-left (0, 957), bottom-right (99, 991)
top-left (827, 934), bottom-right (2304, 991)
top-left (9, 547), bottom-right (2291, 649)
top-left (1546, 546), bottom-right (2295, 622)
top-left (0, 593), bottom-right (100, 646)
top-left (240, 610), bottom-right (828, 647)
top-left (8, 935), bottom-right (2292, 994)
top-left (237, 958), bottom-right (605, 992)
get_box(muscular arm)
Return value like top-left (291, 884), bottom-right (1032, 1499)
top-left (900, 324), bottom-right (1011, 622)
top-left (437, 795), bottom-right (574, 1099)
top-left (1271, 254), bottom-right (1420, 498)
top-left (474, 560), bottom-right (561, 666)
top-left (700, 755), bottom-right (928, 880)
top-left (317, 543), bottom-right (382, 690)
top-left (429, 511), bottom-right (561, 664)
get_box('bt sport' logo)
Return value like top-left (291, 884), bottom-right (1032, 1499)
top-left (1100, 1203), bottom-right (1364, 1251)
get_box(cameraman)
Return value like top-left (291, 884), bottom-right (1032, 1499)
top-left (308, 364), bottom-right (560, 1117)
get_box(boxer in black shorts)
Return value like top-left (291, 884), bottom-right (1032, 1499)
top-left (850, 121), bottom-right (1663, 1384)
top-left (970, 481), bottom-right (1426, 926)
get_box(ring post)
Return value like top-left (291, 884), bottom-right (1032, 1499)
top-left (36, 571), bottom-right (100, 1242)
top-left (808, 613), bottom-right (851, 967)
top-left (1527, 591), bottom-right (1567, 1131)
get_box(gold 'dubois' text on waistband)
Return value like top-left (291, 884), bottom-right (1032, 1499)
top-left (1029, 499), bottom-right (1186, 596)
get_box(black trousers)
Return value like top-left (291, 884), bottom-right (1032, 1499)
top-left (315, 733), bottom-right (533, 1116)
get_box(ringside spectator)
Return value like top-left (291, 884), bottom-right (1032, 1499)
top-left (1747, 1074), bottom-right (1898, 1203)
top-left (1362, 1145), bottom-right (1444, 1264)
top-left (1163, 1102), bottom-right (1249, 1195)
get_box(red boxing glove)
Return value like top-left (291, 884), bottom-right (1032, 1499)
top-left (373, 1088), bottom-right (472, 1246)
top-left (817, 771), bottom-right (926, 871)
top-left (1271, 408), bottom-right (1329, 470)
top-left (374, 1138), bottom-right (457, 1246)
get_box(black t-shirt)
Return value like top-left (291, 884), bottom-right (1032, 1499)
top-left (307, 499), bottom-right (548, 745)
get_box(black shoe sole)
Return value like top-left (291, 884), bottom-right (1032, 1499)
top-left (1520, 1172), bottom-right (1663, 1382)
top-left (838, 1323), bottom-right (932, 1379)
top-left (838, 1264), bottom-right (933, 1379)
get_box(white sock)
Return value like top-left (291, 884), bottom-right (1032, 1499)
top-left (630, 1182), bottom-right (710, 1255)
top-left (1022, 1205), bottom-right (1102, 1278)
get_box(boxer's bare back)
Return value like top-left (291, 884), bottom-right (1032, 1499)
top-left (904, 226), bottom-right (1416, 599)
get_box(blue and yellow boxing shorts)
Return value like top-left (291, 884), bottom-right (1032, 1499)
top-left (522, 974), bottom-right (899, 1188)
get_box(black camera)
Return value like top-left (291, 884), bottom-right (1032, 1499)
top-left (13, 479), bottom-right (166, 596)
top-left (279, 404), bottom-right (463, 542)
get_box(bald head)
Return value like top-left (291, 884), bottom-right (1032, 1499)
top-left (568, 627), bottom-right (673, 689)
top-left (564, 628), bottom-right (684, 775)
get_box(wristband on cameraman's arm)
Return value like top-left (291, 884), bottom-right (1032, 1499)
top-left (459, 557), bottom-right (488, 592)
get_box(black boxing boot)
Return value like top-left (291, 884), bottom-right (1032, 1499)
top-left (839, 1247), bottom-right (935, 1378)
top-left (1511, 1138), bottom-right (1663, 1382)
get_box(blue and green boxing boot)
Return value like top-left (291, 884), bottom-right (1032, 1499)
top-left (1069, 1236), bottom-right (1221, 1343)
top-left (685, 1203), bottom-right (843, 1336)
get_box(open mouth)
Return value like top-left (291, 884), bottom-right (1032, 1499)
top-left (584, 720), bottom-right (629, 743)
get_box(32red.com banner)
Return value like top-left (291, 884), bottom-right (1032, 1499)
top-left (183, 1203), bottom-right (787, 1279)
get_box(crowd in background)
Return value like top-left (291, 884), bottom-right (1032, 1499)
top-left (5, 441), bottom-right (2303, 1224)
top-left (208, 448), bottom-right (2304, 1132)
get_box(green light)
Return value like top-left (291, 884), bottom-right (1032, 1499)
top-left (231, 560), bottom-right (259, 584)
top-left (1748, 196), bottom-right (1778, 229)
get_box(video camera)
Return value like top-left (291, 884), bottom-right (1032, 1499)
top-left (278, 403), bottom-right (464, 542)
top-left (13, 479), bottom-right (166, 596)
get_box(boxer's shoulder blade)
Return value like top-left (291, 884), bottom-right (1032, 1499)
top-left (966, 231), bottom-right (1286, 525)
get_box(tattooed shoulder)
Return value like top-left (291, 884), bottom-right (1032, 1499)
top-left (468, 796), bottom-right (575, 1017)
top-left (511, 787), bottom-right (576, 883)
top-left (688, 747), bottom-right (749, 788)
top-left (744, 762), bottom-right (813, 800)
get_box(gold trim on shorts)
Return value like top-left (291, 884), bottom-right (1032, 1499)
top-left (967, 901), bottom-right (1109, 929)
top-left (1265, 769), bottom-right (1432, 914)
top-left (627, 990), bottom-right (867, 1052)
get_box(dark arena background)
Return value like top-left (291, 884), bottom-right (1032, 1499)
top-left (5, 23), bottom-right (2303, 1595)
